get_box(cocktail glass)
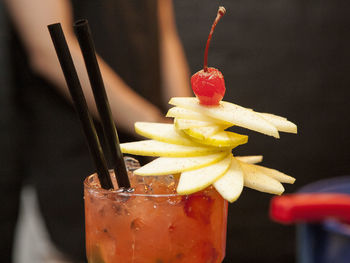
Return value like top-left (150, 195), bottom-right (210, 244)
top-left (84, 157), bottom-right (228, 263)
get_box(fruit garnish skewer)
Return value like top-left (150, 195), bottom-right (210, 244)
top-left (120, 6), bottom-right (297, 202)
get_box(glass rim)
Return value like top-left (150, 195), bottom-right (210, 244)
top-left (84, 173), bottom-right (188, 198)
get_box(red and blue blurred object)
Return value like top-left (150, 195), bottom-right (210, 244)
top-left (270, 176), bottom-right (350, 263)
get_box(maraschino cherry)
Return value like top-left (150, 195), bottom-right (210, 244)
top-left (191, 6), bottom-right (226, 106)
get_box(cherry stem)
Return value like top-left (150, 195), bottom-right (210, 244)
top-left (203, 6), bottom-right (226, 72)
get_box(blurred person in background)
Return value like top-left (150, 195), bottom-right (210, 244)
top-left (173, 0), bottom-right (350, 262)
top-left (0, 2), bottom-right (22, 262)
top-left (2, 0), bottom-right (191, 262)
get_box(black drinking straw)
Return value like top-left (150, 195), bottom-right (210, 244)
top-left (48, 23), bottom-right (113, 190)
top-left (73, 19), bottom-right (131, 189)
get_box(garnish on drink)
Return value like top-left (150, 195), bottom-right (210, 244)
top-left (120, 6), bottom-right (297, 203)
top-left (191, 6), bottom-right (226, 106)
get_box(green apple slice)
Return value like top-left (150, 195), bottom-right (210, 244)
top-left (120, 140), bottom-right (220, 157)
top-left (169, 97), bottom-right (280, 138)
top-left (134, 152), bottom-right (229, 176)
top-left (183, 125), bottom-right (227, 140)
top-left (167, 106), bottom-right (231, 125)
top-left (258, 112), bottom-right (287, 120)
top-left (236, 155), bottom-right (263, 164)
top-left (240, 161), bottom-right (285, 195)
top-left (257, 112), bottom-right (297, 134)
top-left (188, 130), bottom-right (248, 148)
top-left (239, 161), bottom-right (295, 184)
top-left (213, 156), bottom-right (244, 202)
top-left (174, 118), bottom-right (216, 130)
top-left (135, 122), bottom-right (196, 146)
top-left (177, 154), bottom-right (232, 194)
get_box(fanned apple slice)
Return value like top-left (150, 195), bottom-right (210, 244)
top-left (236, 155), bottom-right (263, 164)
top-left (213, 156), bottom-right (244, 202)
top-left (188, 130), bottom-right (248, 148)
top-left (174, 118), bottom-right (216, 130)
top-left (258, 112), bottom-right (287, 120)
top-left (121, 140), bottom-right (220, 157)
top-left (257, 112), bottom-right (297, 134)
top-left (239, 161), bottom-right (295, 184)
top-left (167, 106), bottom-right (231, 125)
top-left (240, 162), bottom-right (285, 195)
top-left (177, 154), bottom-right (232, 194)
top-left (135, 122), bottom-right (196, 146)
top-left (169, 97), bottom-right (279, 138)
top-left (183, 125), bottom-right (226, 140)
top-left (134, 152), bottom-right (229, 176)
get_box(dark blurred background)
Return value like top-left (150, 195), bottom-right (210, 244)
top-left (173, 1), bottom-right (350, 262)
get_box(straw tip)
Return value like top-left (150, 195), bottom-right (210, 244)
top-left (47, 22), bottom-right (61, 27)
top-left (47, 23), bottom-right (61, 30)
top-left (74, 19), bottom-right (89, 27)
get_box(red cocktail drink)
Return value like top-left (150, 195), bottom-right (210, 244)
top-left (84, 159), bottom-right (228, 263)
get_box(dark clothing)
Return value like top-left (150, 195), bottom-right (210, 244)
top-left (0, 4), bottom-right (23, 261)
top-left (173, 1), bottom-right (350, 262)
top-left (4, 0), bottom-right (161, 261)
top-left (71, 0), bottom-right (162, 111)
